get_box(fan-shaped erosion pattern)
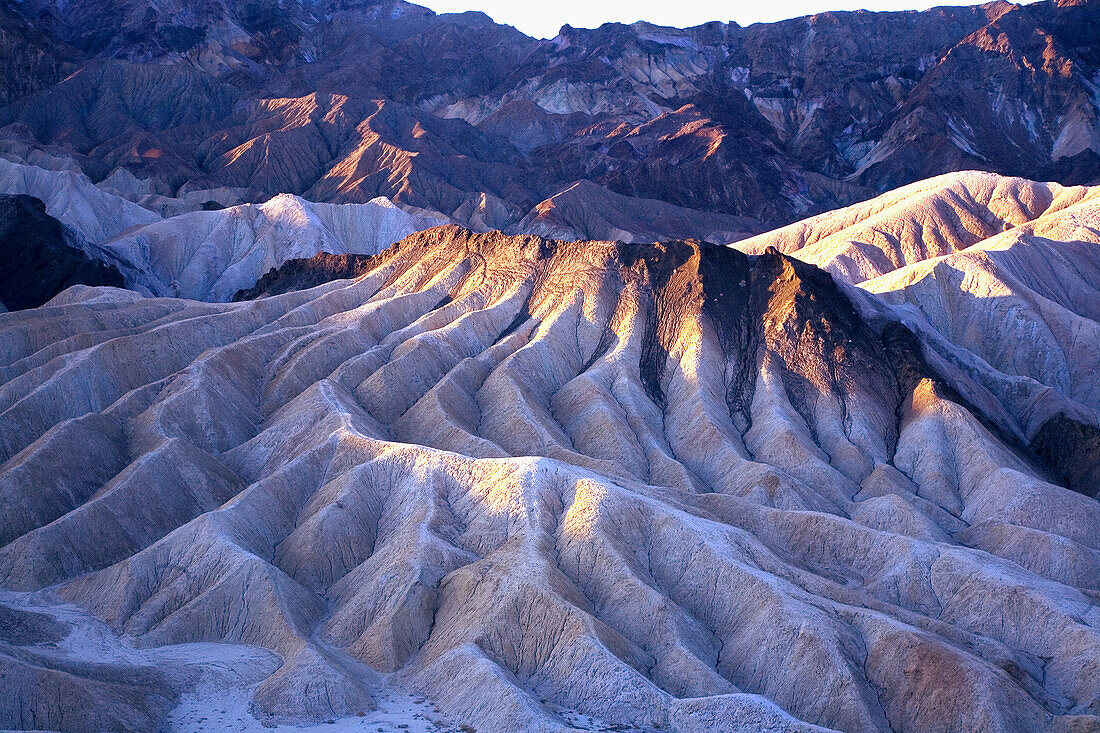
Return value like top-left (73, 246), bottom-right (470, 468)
top-left (1, 227), bottom-right (1098, 732)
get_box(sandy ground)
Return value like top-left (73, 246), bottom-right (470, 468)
top-left (2, 589), bottom-right (650, 733)
top-left (0, 590), bottom-right (472, 733)
top-left (167, 686), bottom-right (465, 733)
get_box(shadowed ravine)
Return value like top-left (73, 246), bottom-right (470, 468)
top-left (1, 226), bottom-right (1098, 733)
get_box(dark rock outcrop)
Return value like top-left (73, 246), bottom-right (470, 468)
top-left (235, 250), bottom-right (381, 300)
top-left (0, 2), bottom-right (72, 106)
top-left (0, 194), bottom-right (124, 310)
top-left (1031, 413), bottom-right (1100, 498)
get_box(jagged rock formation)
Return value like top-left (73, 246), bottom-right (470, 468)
top-left (2, 225), bottom-right (1098, 732)
top-left (0, 0), bottom-right (1097, 241)
top-left (0, 194), bottom-right (123, 310)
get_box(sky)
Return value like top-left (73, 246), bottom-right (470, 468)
top-left (416, 0), bottom-right (998, 38)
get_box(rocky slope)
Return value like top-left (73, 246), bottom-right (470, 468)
top-left (736, 171), bottom-right (1100, 498)
top-left (233, 250), bottom-right (380, 300)
top-left (736, 171), bottom-right (1097, 281)
top-left (0, 0), bottom-right (1096, 242)
top-left (0, 1), bottom-right (72, 107)
top-left (0, 157), bottom-right (161, 246)
top-left (0, 156), bottom-right (449, 301)
top-left (98, 192), bottom-right (446, 301)
top-left (1, 0), bottom-right (1099, 306)
top-left (2, 223), bottom-right (1098, 732)
top-left (512, 179), bottom-right (762, 245)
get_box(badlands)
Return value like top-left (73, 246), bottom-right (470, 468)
top-left (0, 0), bottom-right (1098, 730)
top-left (1, 170), bottom-right (1099, 732)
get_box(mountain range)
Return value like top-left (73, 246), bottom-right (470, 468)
top-left (0, 0), bottom-right (1098, 238)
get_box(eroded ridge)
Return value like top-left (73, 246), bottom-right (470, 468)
top-left (1, 226), bottom-right (1098, 733)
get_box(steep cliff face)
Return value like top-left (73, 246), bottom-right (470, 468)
top-left (5, 226), bottom-right (1097, 732)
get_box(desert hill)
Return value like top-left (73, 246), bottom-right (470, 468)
top-left (1, 223), bottom-right (1098, 732)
